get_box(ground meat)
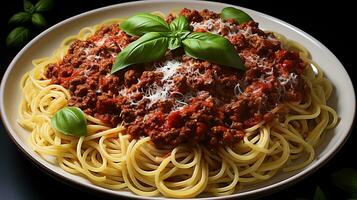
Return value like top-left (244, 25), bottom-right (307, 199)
top-left (46, 9), bottom-right (308, 148)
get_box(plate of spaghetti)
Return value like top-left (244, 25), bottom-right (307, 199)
top-left (0, 0), bottom-right (355, 199)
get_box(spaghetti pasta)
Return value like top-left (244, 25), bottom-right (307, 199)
top-left (18, 10), bottom-right (338, 198)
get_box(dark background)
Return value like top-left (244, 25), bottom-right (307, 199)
top-left (0, 0), bottom-right (355, 199)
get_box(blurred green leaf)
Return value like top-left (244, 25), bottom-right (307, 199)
top-left (23, 0), bottom-right (35, 13)
top-left (349, 192), bottom-right (357, 198)
top-left (35, 0), bottom-right (54, 12)
top-left (6, 27), bottom-right (30, 48)
top-left (330, 168), bottom-right (357, 194)
top-left (31, 13), bottom-right (46, 27)
top-left (8, 12), bottom-right (31, 24)
top-left (313, 186), bottom-right (327, 200)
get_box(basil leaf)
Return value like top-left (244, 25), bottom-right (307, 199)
top-left (31, 13), bottom-right (46, 27)
top-left (182, 32), bottom-right (245, 70)
top-left (23, 0), bottom-right (35, 13)
top-left (111, 32), bottom-right (169, 73)
top-left (176, 30), bottom-right (190, 40)
top-left (330, 168), bottom-right (357, 193)
top-left (34, 0), bottom-right (54, 12)
top-left (6, 27), bottom-right (30, 48)
top-left (313, 186), bottom-right (326, 200)
top-left (119, 13), bottom-right (170, 36)
top-left (169, 15), bottom-right (189, 32)
top-left (51, 107), bottom-right (87, 137)
top-left (8, 12), bottom-right (31, 24)
top-left (168, 37), bottom-right (181, 50)
top-left (221, 7), bottom-right (252, 24)
top-left (162, 30), bottom-right (190, 50)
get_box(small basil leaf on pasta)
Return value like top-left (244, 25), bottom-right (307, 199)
top-left (6, 27), bottom-right (30, 48)
top-left (51, 107), bottom-right (87, 137)
top-left (175, 30), bottom-right (190, 40)
top-left (111, 32), bottom-right (169, 73)
top-left (31, 13), bottom-right (46, 27)
top-left (119, 13), bottom-right (170, 36)
top-left (169, 15), bottom-right (190, 32)
top-left (168, 37), bottom-right (181, 50)
top-left (23, 0), bottom-right (35, 13)
top-left (34, 0), bottom-right (54, 12)
top-left (165, 30), bottom-right (190, 50)
top-left (221, 7), bottom-right (252, 24)
top-left (8, 12), bottom-right (31, 24)
top-left (182, 32), bottom-right (245, 70)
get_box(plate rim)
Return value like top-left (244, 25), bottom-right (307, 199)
top-left (1, 0), bottom-right (356, 199)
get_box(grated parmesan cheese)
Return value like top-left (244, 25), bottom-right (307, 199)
top-left (190, 18), bottom-right (239, 36)
top-left (95, 34), bottom-right (108, 46)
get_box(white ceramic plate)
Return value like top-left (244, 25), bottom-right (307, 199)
top-left (1, 0), bottom-right (355, 199)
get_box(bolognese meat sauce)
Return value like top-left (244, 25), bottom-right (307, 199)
top-left (45, 9), bottom-right (308, 147)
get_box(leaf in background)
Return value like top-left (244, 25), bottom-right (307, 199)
top-left (221, 7), bottom-right (252, 24)
top-left (351, 192), bottom-right (357, 198)
top-left (169, 15), bottom-right (189, 32)
top-left (182, 32), bottom-right (245, 70)
top-left (330, 168), bottom-right (357, 194)
top-left (111, 32), bottom-right (169, 73)
top-left (23, 0), bottom-right (35, 13)
top-left (51, 107), bottom-right (87, 137)
top-left (31, 13), bottom-right (46, 27)
top-left (6, 27), bottom-right (30, 48)
top-left (313, 186), bottom-right (327, 200)
top-left (119, 13), bottom-right (170, 36)
top-left (8, 12), bottom-right (31, 24)
top-left (34, 0), bottom-right (54, 12)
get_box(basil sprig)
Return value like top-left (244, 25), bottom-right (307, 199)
top-left (112, 8), bottom-right (249, 73)
top-left (221, 7), bottom-right (252, 24)
top-left (113, 32), bottom-right (169, 72)
top-left (6, 27), bottom-right (30, 48)
top-left (169, 15), bottom-right (190, 32)
top-left (119, 13), bottom-right (170, 36)
top-left (182, 32), bottom-right (244, 70)
top-left (51, 107), bottom-right (87, 137)
top-left (8, 12), bottom-right (31, 24)
top-left (6, 0), bottom-right (54, 48)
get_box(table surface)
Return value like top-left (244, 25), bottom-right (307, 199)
top-left (0, 0), bottom-right (355, 199)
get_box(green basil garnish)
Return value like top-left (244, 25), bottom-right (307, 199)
top-left (34, 0), bottom-right (54, 12)
top-left (31, 13), bottom-right (46, 27)
top-left (111, 32), bottom-right (169, 73)
top-left (23, 0), bottom-right (35, 13)
top-left (168, 37), bottom-right (181, 50)
top-left (166, 30), bottom-right (190, 50)
top-left (119, 13), bottom-right (170, 36)
top-left (112, 9), bottom-right (246, 73)
top-left (182, 32), bottom-right (245, 70)
top-left (169, 15), bottom-right (190, 32)
top-left (221, 7), bottom-right (252, 24)
top-left (8, 12), bottom-right (31, 24)
top-left (6, 27), bottom-right (30, 48)
top-left (51, 107), bottom-right (87, 137)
